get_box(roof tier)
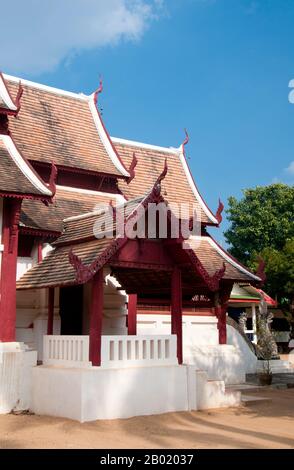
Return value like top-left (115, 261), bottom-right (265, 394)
top-left (17, 190), bottom-right (260, 290)
top-left (20, 186), bottom-right (125, 233)
top-left (4, 75), bottom-right (129, 178)
top-left (114, 138), bottom-right (219, 225)
top-left (0, 134), bottom-right (52, 200)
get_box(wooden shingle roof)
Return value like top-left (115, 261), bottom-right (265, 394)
top-left (114, 137), bottom-right (219, 225)
top-left (5, 75), bottom-right (130, 178)
top-left (0, 134), bottom-right (52, 200)
top-left (20, 186), bottom-right (124, 233)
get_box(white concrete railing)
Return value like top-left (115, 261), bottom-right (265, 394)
top-left (101, 335), bottom-right (178, 368)
top-left (43, 335), bottom-right (91, 368)
top-left (43, 334), bottom-right (178, 368)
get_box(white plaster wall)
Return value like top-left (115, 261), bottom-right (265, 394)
top-left (138, 314), bottom-right (249, 384)
top-left (185, 345), bottom-right (246, 384)
top-left (32, 364), bottom-right (189, 422)
top-left (0, 342), bottom-right (37, 414)
top-left (137, 314), bottom-right (219, 350)
top-left (16, 287), bottom-right (61, 360)
top-left (227, 324), bottom-right (258, 374)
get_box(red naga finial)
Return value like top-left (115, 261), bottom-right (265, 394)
top-left (156, 157), bottom-right (168, 185)
top-left (216, 199), bottom-right (224, 224)
top-left (94, 77), bottom-right (103, 105)
top-left (127, 153), bottom-right (138, 184)
top-left (15, 81), bottom-right (23, 113)
top-left (181, 129), bottom-right (189, 159)
top-left (183, 128), bottom-right (189, 147)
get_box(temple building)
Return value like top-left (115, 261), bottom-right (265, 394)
top-left (0, 72), bottom-right (267, 421)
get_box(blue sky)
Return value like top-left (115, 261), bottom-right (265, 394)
top-left (1, 0), bottom-right (294, 243)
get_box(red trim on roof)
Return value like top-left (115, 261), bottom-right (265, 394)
top-left (207, 234), bottom-right (261, 283)
top-left (181, 130), bottom-right (218, 226)
top-left (90, 94), bottom-right (130, 179)
top-left (19, 226), bottom-right (60, 238)
top-left (0, 72), bottom-right (23, 115)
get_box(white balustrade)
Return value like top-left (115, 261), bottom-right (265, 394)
top-left (43, 334), bottom-right (178, 368)
top-left (43, 335), bottom-right (91, 368)
top-left (101, 334), bottom-right (178, 368)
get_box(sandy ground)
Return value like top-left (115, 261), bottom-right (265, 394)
top-left (0, 388), bottom-right (293, 449)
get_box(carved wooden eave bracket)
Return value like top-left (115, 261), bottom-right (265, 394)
top-left (215, 199), bottom-right (224, 225)
top-left (8, 199), bottom-right (22, 253)
top-left (185, 246), bottom-right (226, 292)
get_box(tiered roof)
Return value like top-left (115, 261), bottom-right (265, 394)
top-left (17, 187), bottom-right (260, 290)
top-left (0, 72), bottom-right (21, 114)
top-left (0, 71), bottom-right (261, 293)
top-left (4, 75), bottom-right (130, 177)
top-left (20, 186), bottom-right (125, 233)
top-left (114, 137), bottom-right (219, 225)
top-left (0, 134), bottom-right (52, 201)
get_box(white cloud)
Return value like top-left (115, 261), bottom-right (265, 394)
top-left (0, 0), bottom-right (162, 75)
top-left (285, 161), bottom-right (294, 175)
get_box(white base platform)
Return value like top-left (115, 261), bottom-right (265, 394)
top-left (0, 342), bottom-right (37, 414)
top-left (31, 363), bottom-right (241, 422)
top-left (32, 364), bottom-right (189, 422)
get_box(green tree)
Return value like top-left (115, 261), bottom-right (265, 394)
top-left (224, 184), bottom-right (294, 335)
top-left (224, 184), bottom-right (294, 265)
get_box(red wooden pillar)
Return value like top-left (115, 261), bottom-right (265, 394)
top-left (171, 266), bottom-right (183, 364)
top-left (0, 198), bottom-right (22, 342)
top-left (128, 294), bottom-right (137, 335)
top-left (89, 269), bottom-right (104, 366)
top-left (47, 288), bottom-right (54, 335)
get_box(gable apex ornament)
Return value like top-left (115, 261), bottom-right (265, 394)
top-left (215, 199), bottom-right (224, 224)
top-left (93, 77), bottom-right (103, 106)
top-left (127, 153), bottom-right (138, 184)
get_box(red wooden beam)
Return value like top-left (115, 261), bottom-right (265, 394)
top-left (47, 288), bottom-right (54, 335)
top-left (89, 269), bottom-right (104, 366)
top-left (171, 266), bottom-right (183, 364)
top-left (128, 294), bottom-right (137, 335)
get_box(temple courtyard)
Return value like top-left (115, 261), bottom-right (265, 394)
top-left (0, 387), bottom-right (293, 449)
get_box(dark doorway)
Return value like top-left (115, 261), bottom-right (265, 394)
top-left (59, 285), bottom-right (83, 335)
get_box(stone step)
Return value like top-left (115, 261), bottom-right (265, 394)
top-left (226, 383), bottom-right (264, 393)
top-left (241, 394), bottom-right (272, 405)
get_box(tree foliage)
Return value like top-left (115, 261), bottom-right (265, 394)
top-left (224, 184), bottom-right (294, 333)
top-left (224, 184), bottom-right (294, 265)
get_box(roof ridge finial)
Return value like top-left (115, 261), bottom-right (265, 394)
top-left (156, 157), bottom-right (168, 185)
top-left (127, 152), bottom-right (138, 184)
top-left (94, 76), bottom-right (103, 105)
top-left (216, 198), bottom-right (224, 224)
top-left (181, 128), bottom-right (189, 157)
top-left (14, 81), bottom-right (23, 114)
